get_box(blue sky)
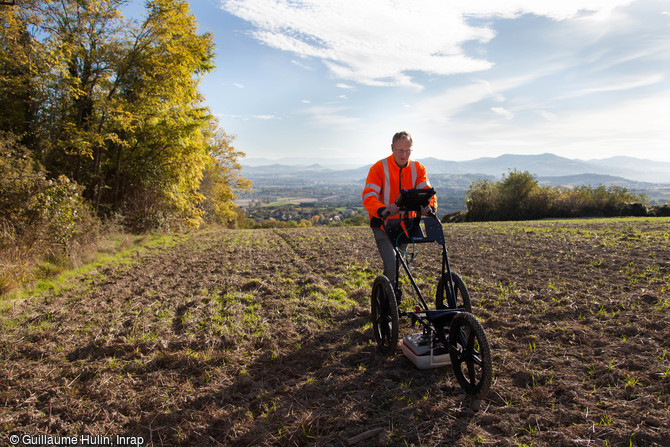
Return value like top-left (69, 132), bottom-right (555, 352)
top-left (131, 0), bottom-right (670, 166)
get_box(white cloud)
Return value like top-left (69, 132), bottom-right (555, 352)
top-left (457, 0), bottom-right (634, 21)
top-left (220, 0), bottom-right (635, 88)
top-left (491, 107), bottom-right (514, 120)
top-left (291, 59), bottom-right (314, 70)
top-left (408, 68), bottom-right (556, 124)
top-left (544, 93), bottom-right (670, 138)
top-left (336, 83), bottom-right (355, 90)
top-left (233, 83), bottom-right (245, 88)
top-left (558, 74), bottom-right (665, 99)
top-left (300, 105), bottom-right (359, 128)
top-left (450, 90), bottom-right (670, 160)
top-left (410, 81), bottom-right (495, 124)
top-left (539, 110), bottom-right (558, 121)
top-left (223, 114), bottom-right (280, 120)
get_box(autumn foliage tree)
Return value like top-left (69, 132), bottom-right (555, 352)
top-left (199, 124), bottom-right (252, 226)
top-left (1, 0), bottom-right (249, 231)
top-left (1, 0), bottom-right (250, 291)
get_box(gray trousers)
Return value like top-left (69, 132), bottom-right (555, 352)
top-left (372, 227), bottom-right (405, 282)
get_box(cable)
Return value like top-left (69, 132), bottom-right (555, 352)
top-left (395, 213), bottom-right (418, 266)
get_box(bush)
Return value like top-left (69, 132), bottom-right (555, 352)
top-left (29, 175), bottom-right (99, 250)
top-left (0, 133), bottom-right (99, 294)
top-left (465, 169), bottom-right (650, 222)
top-left (649, 204), bottom-right (670, 217)
top-left (441, 211), bottom-right (466, 223)
top-left (465, 179), bottom-right (497, 221)
top-left (119, 188), bottom-right (192, 233)
top-left (497, 170), bottom-right (538, 220)
top-left (335, 215), bottom-right (368, 227)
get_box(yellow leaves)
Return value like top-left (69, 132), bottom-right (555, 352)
top-left (57, 123), bottom-right (94, 159)
top-left (3, 0), bottom-right (232, 231)
top-left (143, 0), bottom-right (215, 79)
top-left (196, 124), bottom-right (252, 226)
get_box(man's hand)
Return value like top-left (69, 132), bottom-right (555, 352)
top-left (380, 204), bottom-right (400, 218)
top-left (421, 205), bottom-right (433, 216)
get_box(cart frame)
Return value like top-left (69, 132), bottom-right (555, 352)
top-left (370, 188), bottom-right (493, 396)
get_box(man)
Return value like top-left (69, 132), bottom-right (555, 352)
top-left (362, 131), bottom-right (437, 287)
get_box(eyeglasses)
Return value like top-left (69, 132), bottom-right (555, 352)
top-left (394, 149), bottom-right (412, 155)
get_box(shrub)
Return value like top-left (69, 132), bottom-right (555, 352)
top-left (0, 133), bottom-right (99, 294)
top-left (497, 170), bottom-right (539, 220)
top-left (120, 188), bottom-right (196, 233)
top-left (465, 169), bottom-right (650, 222)
top-left (650, 204), bottom-right (670, 217)
top-left (466, 170), bottom-right (544, 221)
top-left (465, 179), bottom-right (497, 221)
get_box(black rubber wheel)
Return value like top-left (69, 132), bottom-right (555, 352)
top-left (371, 275), bottom-right (399, 356)
top-left (436, 272), bottom-right (471, 312)
top-left (448, 312), bottom-right (493, 396)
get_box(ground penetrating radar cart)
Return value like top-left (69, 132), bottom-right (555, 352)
top-left (370, 188), bottom-right (493, 396)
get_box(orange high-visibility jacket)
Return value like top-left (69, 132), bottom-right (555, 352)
top-left (362, 154), bottom-right (437, 227)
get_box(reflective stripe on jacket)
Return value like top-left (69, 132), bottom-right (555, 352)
top-left (362, 154), bottom-right (437, 226)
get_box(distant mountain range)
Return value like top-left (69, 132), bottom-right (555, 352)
top-left (242, 153), bottom-right (670, 184)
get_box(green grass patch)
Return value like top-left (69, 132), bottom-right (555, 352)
top-left (1, 232), bottom-right (182, 305)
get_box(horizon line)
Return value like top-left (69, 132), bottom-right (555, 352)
top-left (241, 152), bottom-right (670, 166)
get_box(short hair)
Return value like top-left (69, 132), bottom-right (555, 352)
top-left (392, 131), bottom-right (413, 146)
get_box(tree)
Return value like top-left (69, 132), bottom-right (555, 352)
top-left (30, 0), bottom-right (127, 187)
top-left (0, 3), bottom-right (42, 138)
top-left (496, 169), bottom-right (538, 220)
top-left (466, 170), bottom-right (541, 221)
top-left (465, 178), bottom-right (497, 221)
top-left (1, 0), bottom-right (249, 230)
top-left (199, 124), bottom-right (252, 226)
top-left (108, 0), bottom-right (217, 228)
top-left (2, 0), bottom-right (237, 229)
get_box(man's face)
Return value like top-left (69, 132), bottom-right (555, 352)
top-left (392, 138), bottom-right (412, 167)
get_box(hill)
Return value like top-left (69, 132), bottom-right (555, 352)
top-left (242, 153), bottom-right (670, 184)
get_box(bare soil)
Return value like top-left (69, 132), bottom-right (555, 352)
top-left (1, 218), bottom-right (669, 446)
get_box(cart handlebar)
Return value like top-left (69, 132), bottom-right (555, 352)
top-left (384, 188), bottom-right (436, 238)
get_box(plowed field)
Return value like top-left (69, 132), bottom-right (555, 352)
top-left (1, 218), bottom-right (669, 446)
